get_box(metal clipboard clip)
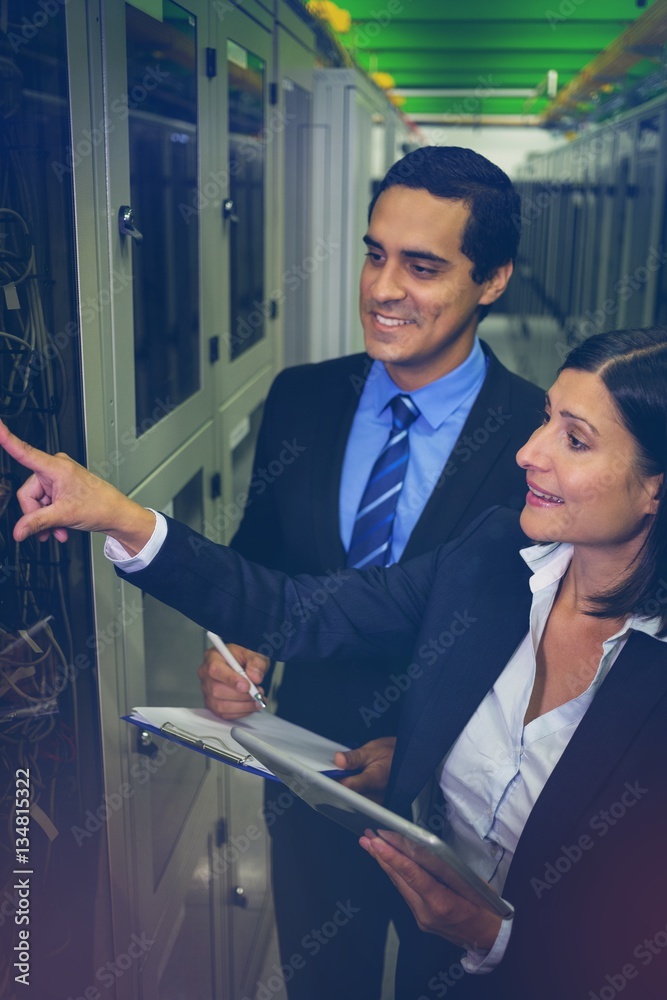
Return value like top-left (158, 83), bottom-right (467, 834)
top-left (161, 722), bottom-right (254, 766)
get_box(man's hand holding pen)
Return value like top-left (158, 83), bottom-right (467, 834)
top-left (199, 642), bottom-right (396, 803)
top-left (199, 644), bottom-right (270, 719)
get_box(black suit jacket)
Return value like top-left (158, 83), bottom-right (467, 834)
top-left (230, 344), bottom-right (544, 745)
top-left (122, 507), bottom-right (667, 999)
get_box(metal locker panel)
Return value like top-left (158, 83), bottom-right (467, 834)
top-left (100, 0), bottom-right (218, 497)
top-left (621, 114), bottom-right (661, 330)
top-left (213, 8), bottom-right (277, 405)
top-left (310, 68), bottom-right (401, 363)
top-left (277, 25), bottom-right (316, 369)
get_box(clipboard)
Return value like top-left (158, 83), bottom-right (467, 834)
top-left (123, 706), bottom-right (352, 780)
top-left (233, 727), bottom-right (514, 920)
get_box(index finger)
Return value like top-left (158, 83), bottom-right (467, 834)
top-left (361, 834), bottom-right (442, 899)
top-left (201, 653), bottom-right (251, 691)
top-left (0, 420), bottom-right (55, 476)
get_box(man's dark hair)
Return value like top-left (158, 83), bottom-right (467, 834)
top-left (368, 145), bottom-right (521, 285)
top-left (560, 327), bottom-right (667, 635)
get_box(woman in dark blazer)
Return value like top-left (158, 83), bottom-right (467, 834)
top-left (3, 328), bottom-right (667, 1000)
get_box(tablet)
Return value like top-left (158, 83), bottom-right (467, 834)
top-left (231, 727), bottom-right (514, 920)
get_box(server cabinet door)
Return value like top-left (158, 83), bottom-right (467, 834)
top-left (655, 108), bottom-right (667, 327)
top-left (277, 25), bottom-right (315, 368)
top-left (212, 8), bottom-right (275, 402)
top-left (116, 423), bottom-right (223, 999)
top-left (280, 74), bottom-right (313, 368)
top-left (101, 0), bottom-right (215, 494)
top-left (217, 369), bottom-right (275, 994)
top-left (620, 114), bottom-right (663, 330)
top-left (606, 124), bottom-right (634, 317)
top-left (594, 127), bottom-right (618, 321)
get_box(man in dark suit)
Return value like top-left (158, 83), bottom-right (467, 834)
top-left (199, 146), bottom-right (544, 999)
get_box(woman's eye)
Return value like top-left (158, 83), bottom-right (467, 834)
top-left (567, 433), bottom-right (587, 451)
top-left (540, 410), bottom-right (550, 425)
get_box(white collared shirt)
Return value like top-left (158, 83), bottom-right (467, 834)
top-left (440, 541), bottom-right (665, 972)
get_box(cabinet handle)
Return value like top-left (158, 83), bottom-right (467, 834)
top-left (118, 205), bottom-right (144, 243)
top-left (231, 885), bottom-right (247, 907)
top-left (222, 199), bottom-right (239, 224)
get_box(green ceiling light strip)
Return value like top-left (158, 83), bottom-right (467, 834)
top-left (394, 88), bottom-right (538, 98)
top-left (340, 22), bottom-right (634, 53)
top-left (414, 114), bottom-right (543, 126)
top-left (351, 51), bottom-right (597, 75)
top-left (400, 97), bottom-right (551, 117)
top-left (314, 0), bottom-right (660, 124)
top-left (338, 0), bottom-right (650, 19)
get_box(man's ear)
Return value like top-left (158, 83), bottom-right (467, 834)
top-left (479, 260), bottom-right (513, 306)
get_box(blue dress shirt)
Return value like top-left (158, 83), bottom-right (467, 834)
top-left (338, 339), bottom-right (488, 563)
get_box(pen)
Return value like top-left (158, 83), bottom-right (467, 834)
top-left (206, 631), bottom-right (267, 710)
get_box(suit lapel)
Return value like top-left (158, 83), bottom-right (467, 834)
top-left (507, 629), bottom-right (667, 890)
top-left (388, 554), bottom-right (533, 813)
top-left (312, 354), bottom-right (371, 570)
top-left (401, 345), bottom-right (517, 561)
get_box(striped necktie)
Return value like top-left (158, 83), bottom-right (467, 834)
top-left (346, 394), bottom-right (420, 570)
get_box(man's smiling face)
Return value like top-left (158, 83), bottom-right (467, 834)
top-left (359, 185), bottom-right (512, 391)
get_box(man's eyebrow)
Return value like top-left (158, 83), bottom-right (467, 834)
top-left (362, 234), bottom-right (448, 265)
top-left (403, 248), bottom-right (449, 264)
top-left (545, 392), bottom-right (600, 435)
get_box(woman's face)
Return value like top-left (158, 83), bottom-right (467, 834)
top-left (516, 369), bottom-right (661, 553)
